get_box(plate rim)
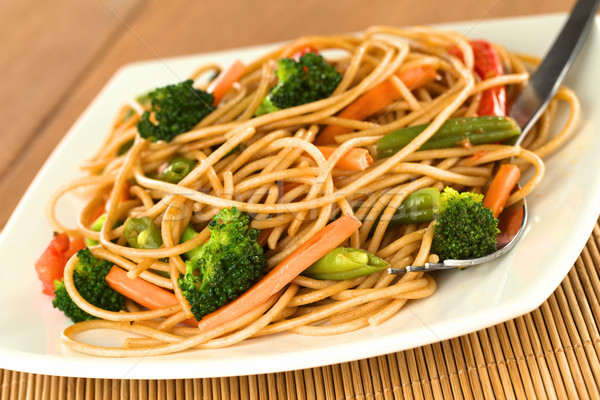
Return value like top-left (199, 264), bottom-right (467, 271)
top-left (1, 12), bottom-right (599, 379)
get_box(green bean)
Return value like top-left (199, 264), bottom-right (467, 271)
top-left (117, 139), bottom-right (134, 156)
top-left (363, 188), bottom-right (439, 233)
top-left (376, 116), bottom-right (520, 158)
top-left (159, 157), bottom-right (197, 184)
top-left (387, 187), bottom-right (439, 226)
top-left (302, 247), bottom-right (389, 280)
top-left (123, 216), bottom-right (163, 249)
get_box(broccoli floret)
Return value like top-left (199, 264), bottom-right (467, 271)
top-left (178, 208), bottom-right (267, 320)
top-left (52, 248), bottom-right (126, 323)
top-left (255, 52), bottom-right (342, 116)
top-left (432, 187), bottom-right (499, 261)
top-left (137, 79), bottom-right (215, 142)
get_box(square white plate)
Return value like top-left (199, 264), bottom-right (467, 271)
top-left (1, 14), bottom-right (599, 379)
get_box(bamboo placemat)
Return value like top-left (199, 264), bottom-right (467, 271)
top-left (3, 224), bottom-right (600, 399)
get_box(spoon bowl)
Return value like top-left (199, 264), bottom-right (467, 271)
top-left (387, 198), bottom-right (527, 274)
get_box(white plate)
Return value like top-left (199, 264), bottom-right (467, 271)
top-left (1, 14), bottom-right (599, 379)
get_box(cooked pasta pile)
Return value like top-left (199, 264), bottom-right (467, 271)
top-left (45, 26), bottom-right (579, 357)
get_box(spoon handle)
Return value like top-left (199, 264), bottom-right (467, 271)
top-left (387, 263), bottom-right (454, 273)
top-left (511, 0), bottom-right (600, 142)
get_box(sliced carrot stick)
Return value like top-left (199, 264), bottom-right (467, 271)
top-left (196, 214), bottom-right (362, 332)
top-left (207, 59), bottom-right (247, 105)
top-left (315, 78), bottom-right (402, 145)
top-left (119, 180), bottom-right (131, 203)
top-left (315, 146), bottom-right (373, 171)
top-left (396, 66), bottom-right (439, 90)
top-left (90, 182), bottom-right (129, 225)
top-left (483, 164), bottom-right (521, 218)
top-left (89, 202), bottom-right (106, 226)
top-left (106, 266), bottom-right (198, 326)
top-left (106, 266), bottom-right (178, 309)
top-left (315, 67), bottom-right (438, 145)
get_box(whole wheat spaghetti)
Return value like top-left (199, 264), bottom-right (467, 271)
top-left (41, 26), bottom-right (579, 357)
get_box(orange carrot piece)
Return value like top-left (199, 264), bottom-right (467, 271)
top-left (89, 202), bottom-right (106, 224)
top-left (315, 67), bottom-right (438, 145)
top-left (483, 164), bottom-right (521, 218)
top-left (316, 146), bottom-right (373, 171)
top-left (90, 182), bottom-right (130, 224)
top-left (119, 180), bottom-right (131, 203)
top-left (315, 78), bottom-right (402, 145)
top-left (106, 266), bottom-right (198, 326)
top-left (207, 59), bottom-right (247, 105)
top-left (196, 214), bottom-right (362, 332)
top-left (396, 66), bottom-right (438, 90)
top-left (106, 266), bottom-right (178, 310)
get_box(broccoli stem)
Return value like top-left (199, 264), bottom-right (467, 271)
top-left (376, 116), bottom-right (520, 158)
top-left (302, 247), bottom-right (389, 280)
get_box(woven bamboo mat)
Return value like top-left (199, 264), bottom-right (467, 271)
top-left (3, 225), bottom-right (600, 400)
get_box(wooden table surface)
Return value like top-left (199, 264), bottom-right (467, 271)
top-left (0, 0), bottom-right (581, 230)
top-left (1, 0), bottom-right (595, 396)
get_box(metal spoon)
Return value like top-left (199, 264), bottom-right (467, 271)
top-left (388, 0), bottom-right (599, 274)
top-left (387, 199), bottom-right (527, 273)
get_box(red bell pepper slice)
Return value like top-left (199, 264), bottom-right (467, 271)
top-left (34, 233), bottom-right (85, 296)
top-left (450, 40), bottom-right (506, 116)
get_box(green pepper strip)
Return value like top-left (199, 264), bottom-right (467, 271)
top-left (159, 157), bottom-right (197, 184)
top-left (123, 216), bottom-right (163, 249)
top-left (302, 247), bottom-right (389, 280)
top-left (376, 116), bottom-right (521, 158)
